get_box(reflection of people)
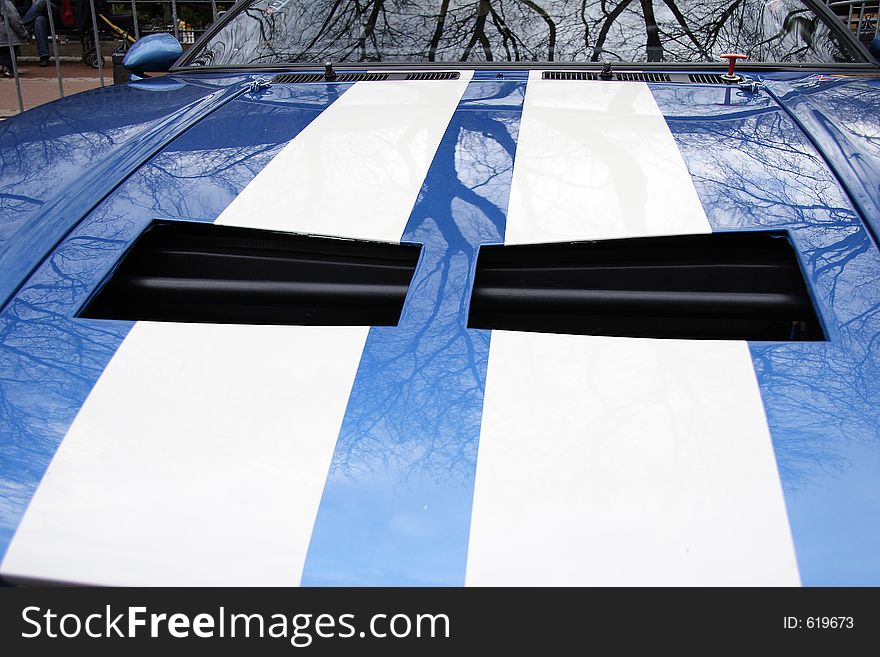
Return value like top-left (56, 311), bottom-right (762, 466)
top-left (0, 0), bottom-right (28, 77)
top-left (20, 0), bottom-right (59, 66)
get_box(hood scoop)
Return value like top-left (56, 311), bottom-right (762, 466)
top-left (542, 71), bottom-right (729, 84)
top-left (468, 231), bottom-right (824, 341)
top-left (270, 71), bottom-right (459, 84)
top-left (80, 221), bottom-right (421, 327)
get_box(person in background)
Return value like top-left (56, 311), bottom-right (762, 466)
top-left (0, 0), bottom-right (28, 77)
top-left (19, 0), bottom-right (59, 66)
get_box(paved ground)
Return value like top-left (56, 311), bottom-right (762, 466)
top-left (0, 38), bottom-right (118, 118)
top-left (1, 60), bottom-right (108, 118)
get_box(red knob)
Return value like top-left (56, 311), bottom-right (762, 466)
top-left (719, 53), bottom-right (747, 78)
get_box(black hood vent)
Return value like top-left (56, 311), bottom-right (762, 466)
top-left (270, 71), bottom-right (458, 84)
top-left (468, 232), bottom-right (824, 341)
top-left (81, 221), bottom-right (421, 327)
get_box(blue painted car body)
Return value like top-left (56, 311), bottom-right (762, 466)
top-left (1, 51), bottom-right (880, 584)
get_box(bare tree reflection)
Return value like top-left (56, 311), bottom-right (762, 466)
top-left (328, 82), bottom-right (524, 486)
top-left (193, 0), bottom-right (855, 66)
top-left (654, 85), bottom-right (880, 490)
top-left (0, 86), bottom-right (338, 544)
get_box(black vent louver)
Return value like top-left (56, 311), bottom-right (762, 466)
top-left (614, 71), bottom-right (671, 82)
top-left (270, 71), bottom-right (458, 84)
top-left (542, 71), bottom-right (599, 81)
top-left (81, 221), bottom-right (421, 327)
top-left (269, 73), bottom-right (325, 84)
top-left (270, 72), bottom-right (389, 84)
top-left (335, 72), bottom-right (390, 82)
top-left (542, 71), bottom-right (670, 82)
top-left (688, 73), bottom-right (727, 84)
top-left (405, 71), bottom-right (460, 80)
top-left (542, 71), bottom-right (733, 84)
top-left (468, 232), bottom-right (824, 341)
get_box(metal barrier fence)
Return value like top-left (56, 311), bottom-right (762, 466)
top-left (828, 1), bottom-right (880, 41)
top-left (3, 0), bottom-right (232, 114)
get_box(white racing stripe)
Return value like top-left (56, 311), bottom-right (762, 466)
top-left (1, 323), bottom-right (368, 586)
top-left (1, 76), bottom-right (471, 585)
top-left (468, 334), bottom-right (799, 586)
top-left (466, 73), bottom-right (800, 585)
top-left (504, 72), bottom-right (710, 244)
top-left (216, 73), bottom-right (473, 241)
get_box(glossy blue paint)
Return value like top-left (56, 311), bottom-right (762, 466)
top-left (301, 80), bottom-right (526, 586)
top-left (123, 34), bottom-right (184, 74)
top-left (2, 67), bottom-right (880, 584)
top-left (651, 80), bottom-right (880, 585)
top-left (0, 83), bottom-right (352, 565)
top-left (0, 74), bottom-right (254, 313)
top-left (128, 78), bottom-right (188, 92)
top-left (765, 74), bottom-right (880, 246)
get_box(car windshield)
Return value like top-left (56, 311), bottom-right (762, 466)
top-left (186, 0), bottom-right (860, 67)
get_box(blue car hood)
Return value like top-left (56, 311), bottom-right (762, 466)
top-left (0, 69), bottom-right (879, 586)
